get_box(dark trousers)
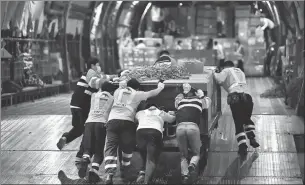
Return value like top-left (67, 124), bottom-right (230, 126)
top-left (228, 93), bottom-right (256, 148)
top-left (137, 128), bottom-right (163, 183)
top-left (219, 59), bottom-right (225, 70)
top-left (237, 59), bottom-right (244, 72)
top-left (62, 108), bottom-right (89, 158)
top-left (83, 122), bottom-right (107, 166)
top-left (104, 119), bottom-right (136, 175)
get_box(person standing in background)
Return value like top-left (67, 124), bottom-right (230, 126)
top-left (258, 15), bottom-right (276, 45)
top-left (206, 38), bottom-right (214, 50)
top-left (214, 41), bottom-right (225, 70)
top-left (151, 5), bottom-right (166, 35)
top-left (175, 40), bottom-right (183, 50)
top-left (234, 40), bottom-right (245, 72)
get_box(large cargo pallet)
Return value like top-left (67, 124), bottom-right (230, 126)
top-left (114, 69), bottom-right (222, 173)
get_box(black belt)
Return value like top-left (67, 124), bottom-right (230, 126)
top-left (227, 92), bottom-right (248, 105)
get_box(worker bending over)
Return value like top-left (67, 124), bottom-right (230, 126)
top-left (104, 78), bottom-right (165, 184)
top-left (78, 81), bottom-right (117, 183)
top-left (135, 103), bottom-right (176, 184)
top-left (213, 61), bottom-right (260, 157)
top-left (175, 83), bottom-right (211, 184)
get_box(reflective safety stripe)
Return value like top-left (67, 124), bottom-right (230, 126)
top-left (178, 104), bottom-right (202, 112)
top-left (77, 81), bottom-right (88, 87)
top-left (122, 152), bottom-right (132, 158)
top-left (80, 75), bottom-right (87, 81)
top-left (238, 139), bottom-right (247, 146)
top-left (121, 161), bottom-right (131, 166)
top-left (236, 132), bottom-right (246, 138)
top-left (92, 163), bottom-right (99, 167)
top-left (244, 125), bottom-right (255, 129)
top-left (178, 98), bottom-right (202, 104)
top-left (105, 156), bottom-right (118, 161)
top-left (105, 164), bottom-right (117, 169)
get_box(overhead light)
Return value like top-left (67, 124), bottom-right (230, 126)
top-left (179, 3), bottom-right (183, 6)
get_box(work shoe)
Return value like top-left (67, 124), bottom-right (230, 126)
top-left (88, 168), bottom-right (101, 183)
top-left (238, 145), bottom-right (248, 158)
top-left (182, 175), bottom-right (189, 184)
top-left (75, 157), bottom-right (82, 170)
top-left (78, 157), bottom-right (90, 178)
top-left (136, 171), bottom-right (145, 183)
top-left (105, 174), bottom-right (113, 185)
top-left (188, 163), bottom-right (196, 174)
top-left (249, 138), bottom-right (260, 148)
top-left (56, 137), bottom-right (66, 150)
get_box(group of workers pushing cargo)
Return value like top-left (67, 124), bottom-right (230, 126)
top-left (56, 50), bottom-right (260, 184)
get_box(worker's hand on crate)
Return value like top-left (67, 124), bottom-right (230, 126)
top-left (158, 81), bottom-right (165, 89)
top-left (196, 89), bottom-right (205, 98)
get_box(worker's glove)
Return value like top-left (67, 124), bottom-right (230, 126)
top-left (196, 89), bottom-right (204, 98)
top-left (158, 82), bottom-right (165, 89)
top-left (119, 80), bottom-right (127, 88)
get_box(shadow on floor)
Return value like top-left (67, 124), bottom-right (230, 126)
top-left (294, 134), bottom-right (304, 184)
top-left (57, 152), bottom-right (182, 184)
top-left (217, 152), bottom-right (259, 185)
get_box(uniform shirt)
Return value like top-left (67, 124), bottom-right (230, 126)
top-left (175, 95), bottom-right (211, 125)
top-left (86, 91), bottom-right (114, 123)
top-left (151, 6), bottom-right (165, 22)
top-left (70, 69), bottom-right (98, 109)
top-left (82, 75), bottom-right (111, 112)
top-left (213, 67), bottom-right (249, 94)
top-left (235, 45), bottom-right (245, 60)
top-left (214, 44), bottom-right (225, 60)
top-left (135, 107), bottom-right (176, 135)
top-left (108, 86), bottom-right (164, 122)
top-left (260, 17), bottom-right (275, 30)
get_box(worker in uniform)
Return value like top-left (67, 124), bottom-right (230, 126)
top-left (258, 15), bottom-right (276, 46)
top-left (234, 40), bottom-right (245, 72)
top-left (213, 60), bottom-right (260, 157)
top-left (135, 103), bottom-right (176, 184)
top-left (104, 78), bottom-right (165, 184)
top-left (154, 50), bottom-right (178, 66)
top-left (213, 41), bottom-right (226, 70)
top-left (174, 83), bottom-right (211, 184)
top-left (77, 81), bottom-right (117, 183)
top-left (56, 57), bottom-right (105, 169)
